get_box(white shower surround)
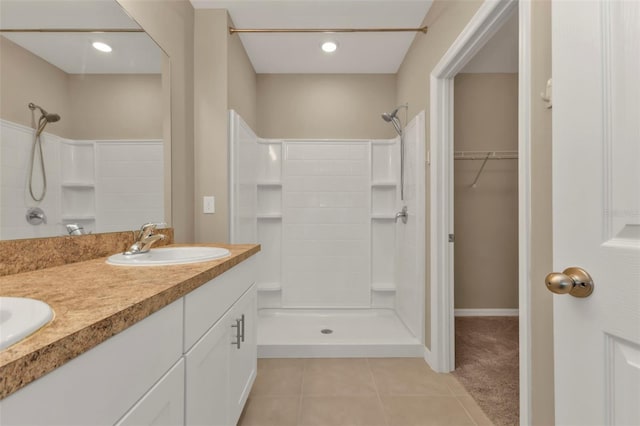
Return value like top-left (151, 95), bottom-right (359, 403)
top-left (229, 110), bottom-right (425, 357)
top-left (0, 119), bottom-right (163, 239)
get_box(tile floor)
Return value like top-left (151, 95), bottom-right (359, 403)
top-left (238, 358), bottom-right (494, 426)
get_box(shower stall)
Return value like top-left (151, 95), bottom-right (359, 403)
top-left (229, 110), bottom-right (425, 357)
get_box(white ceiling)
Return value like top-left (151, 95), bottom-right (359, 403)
top-left (190, 0), bottom-right (434, 74)
top-left (1, 0), bottom-right (517, 75)
top-left (0, 0), bottom-right (162, 74)
top-left (461, 10), bottom-right (518, 73)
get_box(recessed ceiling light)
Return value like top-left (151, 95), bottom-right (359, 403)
top-left (321, 41), bottom-right (338, 53)
top-left (92, 42), bottom-right (112, 53)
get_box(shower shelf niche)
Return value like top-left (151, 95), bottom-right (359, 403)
top-left (371, 282), bottom-right (397, 291)
top-left (61, 214), bottom-right (96, 221)
top-left (371, 181), bottom-right (397, 188)
top-left (371, 214), bottom-right (396, 220)
top-left (59, 141), bottom-right (96, 233)
top-left (257, 214), bottom-right (282, 220)
top-left (61, 182), bottom-right (95, 188)
top-left (257, 282), bottom-right (282, 292)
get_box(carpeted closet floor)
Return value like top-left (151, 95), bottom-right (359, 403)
top-left (452, 316), bottom-right (519, 426)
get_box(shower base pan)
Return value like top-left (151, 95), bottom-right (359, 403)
top-left (257, 308), bottom-right (424, 358)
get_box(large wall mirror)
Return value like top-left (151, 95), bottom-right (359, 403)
top-left (0, 0), bottom-right (170, 241)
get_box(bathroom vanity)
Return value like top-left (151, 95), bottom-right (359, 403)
top-left (0, 243), bottom-right (259, 426)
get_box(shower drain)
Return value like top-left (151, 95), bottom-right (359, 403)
top-left (320, 328), bottom-right (333, 334)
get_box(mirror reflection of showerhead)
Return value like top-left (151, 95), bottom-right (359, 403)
top-left (27, 102), bottom-right (60, 201)
top-left (29, 103), bottom-right (60, 136)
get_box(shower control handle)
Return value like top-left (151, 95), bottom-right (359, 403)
top-left (231, 319), bottom-right (242, 349)
top-left (26, 207), bottom-right (47, 225)
top-left (545, 267), bottom-right (594, 298)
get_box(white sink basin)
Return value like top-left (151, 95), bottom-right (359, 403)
top-left (106, 246), bottom-right (231, 266)
top-left (0, 297), bottom-right (54, 351)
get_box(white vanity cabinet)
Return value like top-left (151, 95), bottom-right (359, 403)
top-left (0, 255), bottom-right (258, 426)
top-left (184, 257), bottom-right (257, 426)
top-left (0, 299), bottom-right (184, 426)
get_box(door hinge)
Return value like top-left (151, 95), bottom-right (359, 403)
top-left (448, 234), bottom-right (455, 243)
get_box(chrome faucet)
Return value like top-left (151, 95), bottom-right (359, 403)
top-left (395, 206), bottom-right (408, 224)
top-left (124, 222), bottom-right (166, 255)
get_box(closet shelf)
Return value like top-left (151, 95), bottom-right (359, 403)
top-left (454, 150), bottom-right (518, 160)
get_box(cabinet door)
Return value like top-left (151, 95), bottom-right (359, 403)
top-left (116, 359), bottom-right (185, 426)
top-left (185, 309), bottom-right (233, 426)
top-left (229, 285), bottom-right (257, 425)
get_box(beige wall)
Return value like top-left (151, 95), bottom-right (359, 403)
top-left (117, 0), bottom-right (195, 243)
top-left (68, 74), bottom-right (162, 140)
top-left (0, 37), bottom-right (163, 141)
top-left (228, 21), bottom-right (258, 130)
top-left (530, 0), bottom-right (554, 423)
top-left (194, 9), bottom-right (230, 244)
top-left (257, 74), bottom-right (396, 139)
top-left (194, 10), bottom-right (257, 243)
top-left (0, 36), bottom-right (71, 138)
top-left (396, 0), bottom-right (483, 348)
top-left (453, 73), bottom-right (519, 309)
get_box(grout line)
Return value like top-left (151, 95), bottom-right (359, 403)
top-left (442, 373), bottom-right (459, 397)
top-left (454, 396), bottom-right (481, 426)
top-left (296, 359), bottom-right (306, 426)
top-left (367, 358), bottom-right (391, 426)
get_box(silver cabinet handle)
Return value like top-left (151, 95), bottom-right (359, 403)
top-left (240, 314), bottom-right (245, 343)
top-left (231, 319), bottom-right (241, 349)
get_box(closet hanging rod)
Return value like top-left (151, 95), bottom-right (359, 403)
top-left (454, 150), bottom-right (518, 160)
top-left (229, 26), bottom-right (428, 34)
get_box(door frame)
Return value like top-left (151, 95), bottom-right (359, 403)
top-left (428, 0), bottom-right (532, 423)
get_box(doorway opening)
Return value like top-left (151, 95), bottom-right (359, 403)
top-left (428, 0), bottom-right (532, 423)
top-left (451, 10), bottom-right (519, 424)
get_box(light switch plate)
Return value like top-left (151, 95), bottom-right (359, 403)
top-left (203, 196), bottom-right (215, 214)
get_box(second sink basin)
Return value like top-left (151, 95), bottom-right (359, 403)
top-left (0, 297), bottom-right (54, 351)
top-left (106, 246), bottom-right (231, 266)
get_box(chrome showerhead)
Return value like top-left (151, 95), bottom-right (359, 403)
top-left (381, 111), bottom-right (395, 122)
top-left (381, 104), bottom-right (407, 136)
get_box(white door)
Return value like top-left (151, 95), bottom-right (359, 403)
top-left (552, 1), bottom-right (640, 425)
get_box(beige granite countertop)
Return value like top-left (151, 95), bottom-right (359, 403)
top-left (0, 243), bottom-right (260, 400)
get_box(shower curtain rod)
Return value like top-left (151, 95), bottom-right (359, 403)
top-left (229, 26), bottom-right (428, 34)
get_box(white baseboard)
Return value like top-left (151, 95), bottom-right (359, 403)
top-left (454, 308), bottom-right (519, 317)
top-left (423, 345), bottom-right (437, 371)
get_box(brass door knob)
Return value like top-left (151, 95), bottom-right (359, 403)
top-left (545, 267), bottom-right (594, 298)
